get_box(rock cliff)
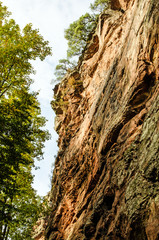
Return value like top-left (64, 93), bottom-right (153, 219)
top-left (44, 0), bottom-right (159, 239)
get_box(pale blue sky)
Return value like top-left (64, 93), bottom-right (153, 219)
top-left (3, 0), bottom-right (93, 196)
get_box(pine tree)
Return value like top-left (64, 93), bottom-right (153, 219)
top-left (54, 58), bottom-right (76, 82)
top-left (64, 13), bottom-right (97, 58)
top-left (90, 0), bottom-right (110, 13)
top-left (53, 0), bottom-right (110, 82)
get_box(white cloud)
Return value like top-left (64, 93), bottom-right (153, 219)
top-left (3, 0), bottom-right (93, 196)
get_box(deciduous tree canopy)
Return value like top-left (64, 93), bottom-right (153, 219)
top-left (0, 2), bottom-right (51, 239)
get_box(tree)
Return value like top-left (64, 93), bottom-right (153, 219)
top-left (0, 2), bottom-right (51, 239)
top-left (1, 170), bottom-right (43, 240)
top-left (64, 13), bottom-right (97, 58)
top-left (0, 88), bottom-right (50, 186)
top-left (53, 58), bottom-right (76, 82)
top-left (0, 89), bottom-right (50, 239)
top-left (53, 0), bottom-right (110, 83)
top-left (0, 2), bottom-right (51, 98)
top-left (53, 12), bottom-right (97, 82)
top-left (90, 0), bottom-right (110, 13)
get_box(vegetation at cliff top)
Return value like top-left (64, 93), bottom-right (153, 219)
top-left (54, 0), bottom-right (110, 83)
top-left (0, 2), bottom-right (52, 239)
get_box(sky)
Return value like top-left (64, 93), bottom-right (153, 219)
top-left (3, 0), bottom-right (93, 196)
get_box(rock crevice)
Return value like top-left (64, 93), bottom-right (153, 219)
top-left (44, 0), bottom-right (159, 239)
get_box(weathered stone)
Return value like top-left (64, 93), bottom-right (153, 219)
top-left (34, 0), bottom-right (159, 239)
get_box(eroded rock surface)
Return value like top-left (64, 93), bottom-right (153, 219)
top-left (44, 0), bottom-right (159, 239)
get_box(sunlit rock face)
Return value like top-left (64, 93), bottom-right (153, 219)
top-left (43, 0), bottom-right (159, 239)
top-left (33, 218), bottom-right (46, 240)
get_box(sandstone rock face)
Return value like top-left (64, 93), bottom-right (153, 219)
top-left (46, 0), bottom-right (159, 239)
top-left (33, 218), bottom-right (46, 240)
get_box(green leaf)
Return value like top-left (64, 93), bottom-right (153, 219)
top-left (0, 2), bottom-right (51, 239)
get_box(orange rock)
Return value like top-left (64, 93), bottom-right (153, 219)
top-left (35, 0), bottom-right (159, 239)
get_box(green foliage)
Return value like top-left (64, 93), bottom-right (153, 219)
top-left (54, 58), bottom-right (76, 82)
top-left (0, 2), bottom-right (51, 98)
top-left (0, 2), bottom-right (51, 239)
top-left (0, 2), bottom-right (10, 20)
top-left (53, 0), bottom-right (109, 83)
top-left (64, 13), bottom-right (97, 58)
top-left (90, 0), bottom-right (110, 13)
top-left (54, 13), bottom-right (97, 82)
top-left (1, 170), bottom-right (43, 240)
